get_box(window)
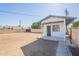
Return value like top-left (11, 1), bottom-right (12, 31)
top-left (52, 25), bottom-right (60, 32)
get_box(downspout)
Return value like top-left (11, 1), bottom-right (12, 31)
top-left (64, 17), bottom-right (66, 41)
top-left (41, 23), bottom-right (44, 37)
top-left (41, 23), bottom-right (43, 37)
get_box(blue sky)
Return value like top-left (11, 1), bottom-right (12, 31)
top-left (0, 3), bottom-right (79, 27)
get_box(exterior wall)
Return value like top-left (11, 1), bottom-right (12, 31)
top-left (71, 28), bottom-right (79, 45)
top-left (41, 16), bottom-right (66, 41)
top-left (42, 22), bottom-right (65, 38)
top-left (0, 29), bottom-right (25, 34)
top-left (13, 26), bottom-right (22, 30)
top-left (41, 17), bottom-right (65, 24)
top-left (51, 22), bottom-right (64, 38)
top-left (31, 29), bottom-right (41, 33)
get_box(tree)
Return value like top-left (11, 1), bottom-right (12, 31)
top-left (72, 21), bottom-right (79, 28)
top-left (3, 25), bottom-right (12, 29)
top-left (31, 22), bottom-right (41, 29)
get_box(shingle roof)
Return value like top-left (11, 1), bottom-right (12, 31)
top-left (40, 15), bottom-right (76, 25)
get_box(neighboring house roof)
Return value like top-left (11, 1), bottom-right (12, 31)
top-left (40, 15), bottom-right (76, 25)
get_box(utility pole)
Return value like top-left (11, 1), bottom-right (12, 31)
top-left (19, 19), bottom-right (21, 27)
top-left (65, 8), bottom-right (72, 43)
top-left (65, 8), bottom-right (69, 35)
top-left (65, 8), bottom-right (69, 18)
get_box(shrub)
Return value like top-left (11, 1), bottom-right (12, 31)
top-left (72, 21), bottom-right (79, 28)
top-left (31, 22), bottom-right (41, 29)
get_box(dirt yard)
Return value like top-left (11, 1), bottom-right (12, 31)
top-left (0, 33), bottom-right (41, 56)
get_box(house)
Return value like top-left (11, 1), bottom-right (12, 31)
top-left (40, 15), bottom-right (76, 41)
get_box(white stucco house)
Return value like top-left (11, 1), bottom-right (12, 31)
top-left (40, 15), bottom-right (76, 41)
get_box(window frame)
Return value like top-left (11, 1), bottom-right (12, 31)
top-left (52, 25), bottom-right (60, 32)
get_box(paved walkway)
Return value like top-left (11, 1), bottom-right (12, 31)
top-left (21, 38), bottom-right (72, 56)
top-left (56, 41), bottom-right (71, 56)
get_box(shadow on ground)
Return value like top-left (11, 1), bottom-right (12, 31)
top-left (21, 39), bottom-right (59, 56)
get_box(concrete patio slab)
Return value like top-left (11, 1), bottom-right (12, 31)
top-left (21, 39), bottom-right (59, 56)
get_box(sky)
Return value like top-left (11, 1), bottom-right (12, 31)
top-left (0, 3), bottom-right (79, 27)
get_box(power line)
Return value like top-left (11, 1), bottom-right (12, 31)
top-left (0, 10), bottom-right (44, 17)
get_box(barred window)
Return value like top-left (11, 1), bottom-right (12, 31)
top-left (52, 25), bottom-right (60, 32)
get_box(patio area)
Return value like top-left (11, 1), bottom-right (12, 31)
top-left (21, 39), bottom-right (59, 56)
top-left (21, 38), bottom-right (72, 56)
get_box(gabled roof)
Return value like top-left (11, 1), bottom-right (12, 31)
top-left (40, 15), bottom-right (76, 25)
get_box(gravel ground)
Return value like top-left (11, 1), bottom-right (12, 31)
top-left (0, 33), bottom-right (41, 56)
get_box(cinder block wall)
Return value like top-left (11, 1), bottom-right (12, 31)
top-left (31, 29), bottom-right (41, 33)
top-left (0, 29), bottom-right (25, 34)
top-left (71, 28), bottom-right (79, 45)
